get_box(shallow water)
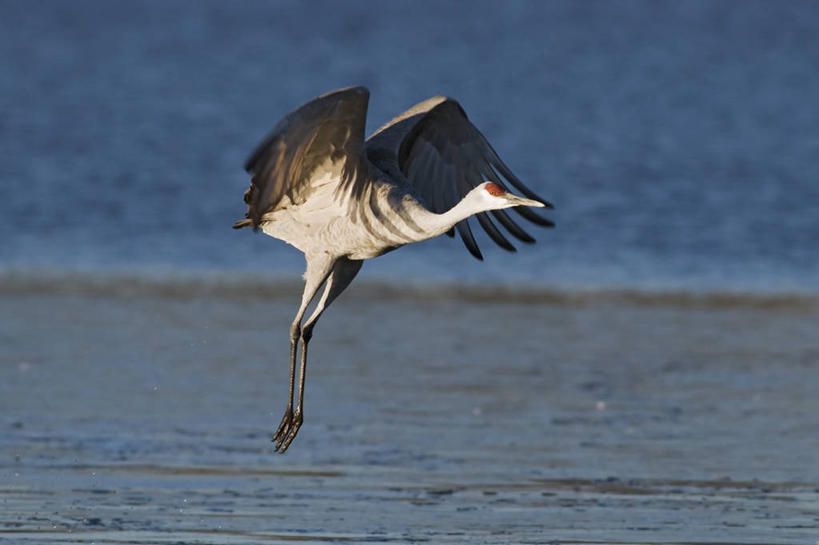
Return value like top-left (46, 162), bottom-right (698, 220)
top-left (2, 287), bottom-right (818, 543)
top-left (2, 0), bottom-right (819, 292)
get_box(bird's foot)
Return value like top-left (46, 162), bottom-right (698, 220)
top-left (273, 408), bottom-right (292, 442)
top-left (272, 408), bottom-right (303, 453)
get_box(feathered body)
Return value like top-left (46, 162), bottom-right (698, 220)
top-left (259, 169), bottom-right (440, 260)
top-left (234, 86), bottom-right (553, 452)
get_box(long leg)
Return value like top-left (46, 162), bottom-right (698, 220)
top-left (272, 253), bottom-right (335, 451)
top-left (275, 257), bottom-right (363, 453)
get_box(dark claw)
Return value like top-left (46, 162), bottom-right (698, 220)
top-left (272, 408), bottom-right (293, 450)
top-left (276, 410), bottom-right (303, 453)
top-left (272, 409), bottom-right (302, 453)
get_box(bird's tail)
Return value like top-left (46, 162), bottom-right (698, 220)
top-left (232, 218), bottom-right (252, 229)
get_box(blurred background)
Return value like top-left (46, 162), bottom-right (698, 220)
top-left (2, 0), bottom-right (818, 294)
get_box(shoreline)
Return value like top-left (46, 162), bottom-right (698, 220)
top-left (2, 267), bottom-right (818, 311)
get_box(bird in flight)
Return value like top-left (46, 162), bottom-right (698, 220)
top-left (234, 86), bottom-right (553, 452)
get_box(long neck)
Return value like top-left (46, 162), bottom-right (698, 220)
top-left (358, 179), bottom-right (485, 247)
top-left (410, 194), bottom-right (483, 242)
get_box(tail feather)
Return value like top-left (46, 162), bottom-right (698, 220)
top-left (232, 218), bottom-right (252, 229)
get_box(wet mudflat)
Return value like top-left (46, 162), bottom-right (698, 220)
top-left (2, 286), bottom-right (818, 544)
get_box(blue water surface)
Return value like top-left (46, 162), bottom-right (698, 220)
top-left (2, 0), bottom-right (818, 293)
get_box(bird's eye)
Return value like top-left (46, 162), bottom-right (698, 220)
top-left (485, 182), bottom-right (504, 197)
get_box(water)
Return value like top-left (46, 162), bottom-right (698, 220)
top-left (2, 1), bottom-right (819, 543)
top-left (2, 0), bottom-right (818, 292)
top-left (3, 291), bottom-right (819, 543)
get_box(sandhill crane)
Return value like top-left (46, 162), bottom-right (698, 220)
top-left (234, 86), bottom-right (554, 452)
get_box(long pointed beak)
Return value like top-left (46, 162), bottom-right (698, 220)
top-left (507, 193), bottom-right (548, 208)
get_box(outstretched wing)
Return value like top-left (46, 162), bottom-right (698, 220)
top-left (367, 97), bottom-right (553, 260)
top-left (235, 86), bottom-right (370, 230)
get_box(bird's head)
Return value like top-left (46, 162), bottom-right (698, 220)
top-left (470, 181), bottom-right (548, 211)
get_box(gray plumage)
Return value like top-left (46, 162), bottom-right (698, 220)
top-left (234, 86), bottom-right (553, 452)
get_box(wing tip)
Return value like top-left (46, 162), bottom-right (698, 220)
top-left (515, 206), bottom-right (555, 228)
top-left (466, 241), bottom-right (484, 261)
